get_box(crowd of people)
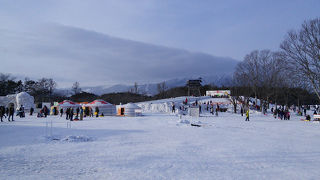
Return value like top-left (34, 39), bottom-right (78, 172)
top-left (271, 107), bottom-right (291, 120)
top-left (0, 105), bottom-right (15, 122)
top-left (172, 99), bottom-right (226, 117)
top-left (172, 98), bottom-right (320, 122)
top-left (63, 106), bottom-right (100, 121)
top-left (0, 104), bottom-right (32, 122)
top-left (0, 103), bottom-right (106, 122)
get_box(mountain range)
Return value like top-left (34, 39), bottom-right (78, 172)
top-left (80, 74), bottom-right (234, 96)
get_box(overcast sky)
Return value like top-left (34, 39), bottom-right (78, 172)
top-left (0, 0), bottom-right (319, 88)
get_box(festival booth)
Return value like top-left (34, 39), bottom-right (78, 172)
top-left (86, 99), bottom-right (116, 116)
top-left (58, 100), bottom-right (81, 111)
top-left (117, 103), bottom-right (142, 117)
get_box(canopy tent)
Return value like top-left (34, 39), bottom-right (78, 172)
top-left (58, 100), bottom-right (81, 109)
top-left (86, 99), bottom-right (116, 116)
top-left (117, 103), bottom-right (142, 117)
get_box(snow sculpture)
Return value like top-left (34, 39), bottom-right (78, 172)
top-left (16, 92), bottom-right (35, 110)
top-left (0, 92), bottom-right (35, 110)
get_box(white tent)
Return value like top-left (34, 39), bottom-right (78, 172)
top-left (86, 99), bottom-right (116, 116)
top-left (58, 100), bottom-right (81, 110)
top-left (118, 103), bottom-right (142, 116)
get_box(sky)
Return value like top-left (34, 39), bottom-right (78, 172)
top-left (0, 0), bottom-right (319, 88)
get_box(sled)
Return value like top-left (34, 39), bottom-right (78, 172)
top-left (190, 123), bottom-right (212, 128)
top-left (191, 123), bottom-right (201, 127)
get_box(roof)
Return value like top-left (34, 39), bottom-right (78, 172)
top-left (124, 103), bottom-right (141, 109)
top-left (59, 100), bottom-right (81, 107)
top-left (86, 99), bottom-right (114, 107)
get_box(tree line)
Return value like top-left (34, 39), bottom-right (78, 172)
top-left (0, 75), bottom-right (58, 102)
top-left (231, 17), bottom-right (320, 112)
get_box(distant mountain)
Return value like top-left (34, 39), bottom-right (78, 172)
top-left (81, 74), bottom-right (233, 96)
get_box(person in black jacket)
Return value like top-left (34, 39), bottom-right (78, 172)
top-left (8, 105), bottom-right (14, 121)
top-left (69, 108), bottom-right (74, 121)
top-left (0, 106), bottom-right (5, 122)
top-left (43, 105), bottom-right (48, 118)
top-left (60, 108), bottom-right (63, 117)
top-left (30, 107), bottom-right (34, 116)
top-left (66, 108), bottom-right (70, 120)
top-left (95, 107), bottom-right (99, 117)
top-left (76, 107), bottom-right (80, 117)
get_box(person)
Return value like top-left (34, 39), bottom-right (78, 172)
top-left (52, 107), bottom-right (56, 116)
top-left (172, 102), bottom-right (175, 113)
top-left (19, 105), bottom-right (24, 118)
top-left (66, 108), bottom-right (70, 120)
top-left (80, 107), bottom-right (84, 120)
top-left (30, 107), bottom-right (34, 116)
top-left (37, 110), bottom-right (44, 118)
top-left (245, 109), bottom-right (249, 121)
top-left (199, 104), bottom-right (202, 113)
top-left (240, 106), bottom-right (243, 116)
top-left (76, 107), bottom-right (80, 117)
top-left (60, 108), bottom-right (63, 117)
top-left (0, 106), bottom-right (5, 122)
top-left (304, 108), bottom-right (307, 116)
top-left (95, 107), bottom-right (99, 117)
top-left (287, 111), bottom-right (290, 120)
top-left (69, 107), bottom-right (74, 121)
top-left (306, 114), bottom-right (311, 121)
top-left (43, 105), bottom-right (48, 118)
top-left (89, 108), bottom-right (93, 117)
top-left (8, 105), bottom-right (14, 121)
top-left (215, 107), bottom-right (218, 116)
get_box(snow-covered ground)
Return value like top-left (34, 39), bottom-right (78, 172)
top-left (1, 110), bottom-right (320, 179)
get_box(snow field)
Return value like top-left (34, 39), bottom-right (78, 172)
top-left (0, 111), bottom-right (320, 179)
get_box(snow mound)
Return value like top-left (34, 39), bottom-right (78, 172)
top-left (61, 135), bottom-right (94, 142)
top-left (16, 92), bottom-right (35, 110)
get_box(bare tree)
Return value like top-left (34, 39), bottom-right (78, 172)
top-left (234, 50), bottom-right (271, 107)
top-left (133, 82), bottom-right (139, 94)
top-left (157, 81), bottom-right (167, 97)
top-left (35, 78), bottom-right (57, 102)
top-left (234, 50), bottom-right (289, 111)
top-left (280, 18), bottom-right (320, 101)
top-left (72, 82), bottom-right (81, 95)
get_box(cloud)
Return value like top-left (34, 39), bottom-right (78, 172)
top-left (0, 24), bottom-right (238, 88)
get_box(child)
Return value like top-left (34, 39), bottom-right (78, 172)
top-left (245, 109), bottom-right (249, 121)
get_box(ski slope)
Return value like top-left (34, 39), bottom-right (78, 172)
top-left (1, 107), bottom-right (320, 179)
